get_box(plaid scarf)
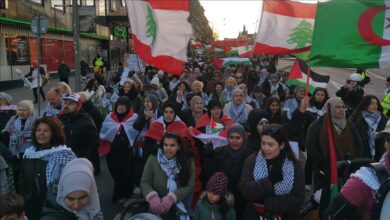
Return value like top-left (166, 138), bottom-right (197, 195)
top-left (362, 111), bottom-right (381, 159)
top-left (253, 152), bottom-right (294, 195)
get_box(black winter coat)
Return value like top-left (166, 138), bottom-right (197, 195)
top-left (59, 110), bottom-right (99, 163)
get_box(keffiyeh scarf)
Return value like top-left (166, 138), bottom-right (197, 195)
top-left (157, 149), bottom-right (189, 220)
top-left (253, 152), bottom-right (294, 195)
top-left (229, 103), bottom-right (246, 124)
top-left (362, 111), bottom-right (381, 158)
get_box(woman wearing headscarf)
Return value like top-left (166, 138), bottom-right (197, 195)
top-left (239, 125), bottom-right (305, 220)
top-left (40, 158), bottom-right (104, 220)
top-left (223, 89), bottom-right (253, 125)
top-left (19, 117), bottom-right (76, 219)
top-left (211, 123), bottom-right (252, 219)
top-left (133, 94), bottom-right (161, 186)
top-left (219, 77), bottom-right (237, 107)
top-left (245, 109), bottom-right (269, 153)
top-left (99, 96), bottom-right (138, 203)
top-left (349, 95), bottom-right (389, 161)
top-left (141, 132), bottom-right (195, 219)
top-left (306, 97), bottom-right (364, 215)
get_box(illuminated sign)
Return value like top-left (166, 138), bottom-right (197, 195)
top-left (113, 26), bottom-right (127, 39)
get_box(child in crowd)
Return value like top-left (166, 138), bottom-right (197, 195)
top-left (193, 172), bottom-right (236, 220)
top-left (0, 193), bottom-right (25, 220)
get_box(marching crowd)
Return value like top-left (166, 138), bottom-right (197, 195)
top-left (1, 54), bottom-right (390, 220)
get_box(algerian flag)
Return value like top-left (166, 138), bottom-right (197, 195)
top-left (238, 45), bottom-right (253, 57)
top-left (310, 0), bottom-right (390, 68)
top-left (287, 59), bottom-right (330, 94)
top-left (212, 57), bottom-right (251, 69)
top-left (253, 0), bottom-right (317, 55)
top-left (127, 0), bottom-right (193, 75)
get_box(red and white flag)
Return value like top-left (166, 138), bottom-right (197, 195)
top-left (252, 0), bottom-right (317, 55)
top-left (127, 0), bottom-right (193, 75)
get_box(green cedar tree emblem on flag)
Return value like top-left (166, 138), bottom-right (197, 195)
top-left (287, 20), bottom-right (313, 48)
top-left (146, 4), bottom-right (157, 45)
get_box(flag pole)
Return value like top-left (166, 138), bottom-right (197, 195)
top-left (305, 63), bottom-right (311, 96)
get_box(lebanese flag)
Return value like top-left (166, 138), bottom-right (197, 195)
top-left (287, 59), bottom-right (329, 94)
top-left (253, 0), bottom-right (317, 55)
top-left (238, 45), bottom-right (253, 57)
top-left (310, 0), bottom-right (390, 68)
top-left (212, 57), bottom-right (251, 69)
top-left (191, 39), bottom-right (203, 48)
top-left (127, 0), bottom-right (193, 75)
top-left (144, 116), bottom-right (189, 142)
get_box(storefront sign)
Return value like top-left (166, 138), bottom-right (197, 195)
top-left (113, 26), bottom-right (127, 39)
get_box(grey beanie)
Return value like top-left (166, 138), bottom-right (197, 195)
top-left (228, 123), bottom-right (246, 137)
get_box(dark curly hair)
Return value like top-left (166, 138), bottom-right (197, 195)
top-left (32, 117), bottom-right (66, 149)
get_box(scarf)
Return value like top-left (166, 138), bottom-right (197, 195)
top-left (57, 158), bottom-right (102, 220)
top-left (157, 149), bottom-right (189, 220)
top-left (23, 145), bottom-right (76, 186)
top-left (282, 98), bottom-right (300, 120)
top-left (224, 87), bottom-right (234, 102)
top-left (362, 111), bottom-right (382, 158)
top-left (229, 103), bottom-right (246, 124)
top-left (253, 152), bottom-right (294, 195)
top-left (306, 105), bottom-right (327, 119)
top-left (44, 100), bottom-right (64, 117)
top-left (326, 98), bottom-right (347, 135)
top-left (6, 115), bottom-right (35, 157)
top-left (270, 82), bottom-right (279, 96)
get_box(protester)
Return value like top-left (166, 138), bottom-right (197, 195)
top-left (100, 86), bottom-right (119, 115)
top-left (44, 87), bottom-right (64, 117)
top-left (187, 80), bottom-right (209, 106)
top-left (181, 96), bottom-right (206, 127)
top-left (239, 125), bottom-right (305, 219)
top-left (19, 117), bottom-right (76, 219)
top-left (349, 95), bottom-right (389, 161)
top-left (306, 97), bottom-right (364, 214)
top-left (59, 93), bottom-right (100, 175)
top-left (220, 77), bottom-right (237, 107)
top-left (249, 85), bottom-right (267, 110)
top-left (24, 60), bottom-right (47, 104)
top-left (0, 193), bottom-right (26, 220)
top-left (282, 85), bottom-right (305, 120)
top-left (169, 81), bottom-right (190, 109)
top-left (57, 81), bottom-right (73, 95)
top-left (324, 122), bottom-right (390, 220)
top-left (336, 73), bottom-right (364, 117)
top-left (265, 96), bottom-right (287, 124)
top-left (40, 158), bottom-right (104, 220)
top-left (211, 123), bottom-right (252, 218)
top-left (245, 109), bottom-right (269, 153)
top-left (118, 79), bottom-right (143, 113)
top-left (262, 73), bottom-right (286, 102)
top-left (57, 60), bottom-right (71, 84)
top-left (193, 172), bottom-right (236, 220)
top-left (223, 89), bottom-right (253, 125)
top-left (151, 77), bottom-right (169, 104)
top-left (99, 96), bottom-right (138, 203)
top-left (141, 132), bottom-right (195, 219)
top-left (0, 92), bottom-right (16, 146)
top-left (208, 82), bottom-right (224, 102)
top-left (84, 78), bottom-right (106, 108)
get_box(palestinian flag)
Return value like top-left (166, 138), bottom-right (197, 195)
top-left (310, 0), bottom-right (390, 68)
top-left (191, 127), bottom-right (228, 150)
top-left (287, 59), bottom-right (329, 94)
top-left (212, 57), bottom-right (251, 69)
top-left (253, 0), bottom-right (317, 55)
top-left (127, 0), bottom-right (193, 75)
top-left (238, 45), bottom-right (253, 57)
top-left (210, 117), bottom-right (224, 133)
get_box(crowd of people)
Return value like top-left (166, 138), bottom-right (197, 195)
top-left (1, 54), bottom-right (390, 220)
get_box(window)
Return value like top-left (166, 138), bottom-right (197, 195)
top-left (28, 0), bottom-right (43, 5)
top-left (5, 36), bottom-right (30, 66)
top-left (79, 0), bottom-right (94, 6)
top-left (97, 0), bottom-right (105, 16)
top-left (0, 0), bottom-right (7, 9)
top-left (51, 0), bottom-right (65, 11)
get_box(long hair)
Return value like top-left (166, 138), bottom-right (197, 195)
top-left (261, 124), bottom-right (296, 161)
top-left (265, 96), bottom-right (282, 124)
top-left (32, 117), bottom-right (66, 149)
top-left (352, 95), bottom-right (383, 121)
top-left (309, 87), bottom-right (329, 107)
top-left (160, 132), bottom-right (193, 186)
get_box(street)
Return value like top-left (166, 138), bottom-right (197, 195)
top-left (2, 59), bottom-right (389, 219)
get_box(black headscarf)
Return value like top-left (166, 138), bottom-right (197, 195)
top-left (115, 96), bottom-right (132, 121)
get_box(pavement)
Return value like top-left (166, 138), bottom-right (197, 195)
top-left (3, 59), bottom-right (388, 219)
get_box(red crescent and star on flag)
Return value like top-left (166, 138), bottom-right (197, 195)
top-left (358, 7), bottom-right (390, 46)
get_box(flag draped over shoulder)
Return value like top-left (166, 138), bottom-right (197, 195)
top-left (287, 59), bottom-right (329, 94)
top-left (253, 0), bottom-right (317, 55)
top-left (310, 0), bottom-right (390, 68)
top-left (127, 0), bottom-right (193, 75)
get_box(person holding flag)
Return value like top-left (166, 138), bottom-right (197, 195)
top-left (306, 97), bottom-right (364, 215)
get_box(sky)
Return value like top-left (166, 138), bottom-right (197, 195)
top-left (200, 0), bottom-right (263, 39)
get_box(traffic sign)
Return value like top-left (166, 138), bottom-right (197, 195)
top-left (31, 14), bottom-right (48, 35)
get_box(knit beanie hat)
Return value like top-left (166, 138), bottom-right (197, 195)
top-left (228, 123), bottom-right (246, 138)
top-left (206, 172), bottom-right (228, 197)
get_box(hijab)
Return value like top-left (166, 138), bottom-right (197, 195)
top-left (57, 158), bottom-right (101, 220)
top-left (326, 97), bottom-right (347, 134)
top-left (115, 96), bottom-right (132, 121)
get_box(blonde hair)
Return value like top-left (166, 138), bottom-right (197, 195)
top-left (17, 100), bottom-right (34, 114)
top-left (192, 80), bottom-right (204, 89)
top-left (123, 79), bottom-right (134, 87)
top-left (57, 82), bottom-right (72, 95)
top-left (226, 77), bottom-right (237, 87)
